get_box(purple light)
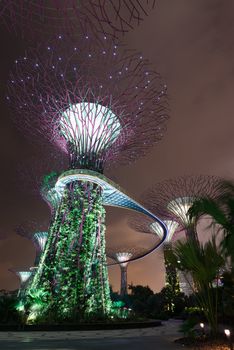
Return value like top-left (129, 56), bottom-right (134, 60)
top-left (7, 34), bottom-right (168, 172)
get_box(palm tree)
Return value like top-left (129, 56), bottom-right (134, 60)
top-left (168, 237), bottom-right (225, 335)
top-left (188, 180), bottom-right (234, 268)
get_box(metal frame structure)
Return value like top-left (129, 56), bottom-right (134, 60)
top-left (1, 0), bottom-right (156, 41)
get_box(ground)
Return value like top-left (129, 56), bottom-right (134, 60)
top-left (0, 319), bottom-right (186, 350)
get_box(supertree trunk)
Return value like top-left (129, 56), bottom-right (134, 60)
top-left (163, 242), bottom-right (180, 295)
top-left (120, 265), bottom-right (128, 296)
top-left (26, 180), bottom-right (111, 321)
top-left (183, 226), bottom-right (198, 296)
top-left (185, 226), bottom-right (199, 243)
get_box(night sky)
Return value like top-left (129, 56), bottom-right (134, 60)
top-left (1, 0), bottom-right (234, 293)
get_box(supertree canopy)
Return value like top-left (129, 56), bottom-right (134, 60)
top-left (151, 220), bottom-right (179, 244)
top-left (7, 33), bottom-right (168, 322)
top-left (15, 271), bottom-right (32, 284)
top-left (1, 0), bottom-right (156, 40)
top-left (7, 34), bottom-right (168, 173)
top-left (143, 175), bottom-right (221, 242)
top-left (33, 232), bottom-right (48, 252)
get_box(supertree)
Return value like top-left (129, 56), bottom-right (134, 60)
top-left (140, 175), bottom-right (222, 295)
top-left (129, 214), bottom-right (181, 297)
top-left (143, 176), bottom-right (222, 242)
top-left (7, 33), bottom-right (168, 321)
top-left (150, 220), bottom-right (181, 295)
top-left (107, 248), bottom-right (136, 296)
top-left (1, 0), bottom-right (156, 41)
top-left (9, 269), bottom-right (32, 297)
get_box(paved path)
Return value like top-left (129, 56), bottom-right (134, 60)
top-left (0, 319), bottom-right (187, 349)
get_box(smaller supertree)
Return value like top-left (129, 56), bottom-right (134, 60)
top-left (151, 220), bottom-right (181, 295)
top-left (9, 269), bottom-right (32, 297)
top-left (143, 176), bottom-right (222, 242)
top-left (15, 271), bottom-right (32, 285)
top-left (140, 176), bottom-right (222, 295)
top-left (108, 250), bottom-right (133, 296)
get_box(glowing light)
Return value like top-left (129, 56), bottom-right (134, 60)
top-left (200, 323), bottom-right (204, 328)
top-left (225, 329), bottom-right (231, 337)
top-left (16, 271), bottom-right (32, 283)
top-left (115, 252), bottom-right (133, 267)
top-left (167, 197), bottom-right (195, 226)
top-left (151, 220), bottom-right (179, 242)
top-left (60, 102), bottom-right (121, 154)
top-left (33, 232), bottom-right (48, 251)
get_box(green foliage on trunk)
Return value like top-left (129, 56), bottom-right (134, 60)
top-left (20, 181), bottom-right (111, 323)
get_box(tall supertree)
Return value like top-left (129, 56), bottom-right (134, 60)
top-left (7, 33), bottom-right (168, 321)
top-left (129, 215), bottom-right (181, 296)
top-left (1, 0), bottom-right (156, 41)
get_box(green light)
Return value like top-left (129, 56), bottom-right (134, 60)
top-left (22, 180), bottom-right (112, 323)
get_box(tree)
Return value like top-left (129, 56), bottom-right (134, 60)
top-left (0, 294), bottom-right (21, 324)
top-left (168, 238), bottom-right (225, 335)
top-left (188, 181), bottom-right (234, 268)
top-left (128, 285), bottom-right (154, 316)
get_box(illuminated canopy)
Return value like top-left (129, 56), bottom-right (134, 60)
top-left (151, 220), bottom-right (179, 243)
top-left (60, 102), bottom-right (121, 154)
top-left (115, 252), bottom-right (133, 267)
top-left (167, 197), bottom-right (195, 227)
top-left (33, 232), bottom-right (48, 252)
top-left (16, 271), bottom-right (32, 284)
